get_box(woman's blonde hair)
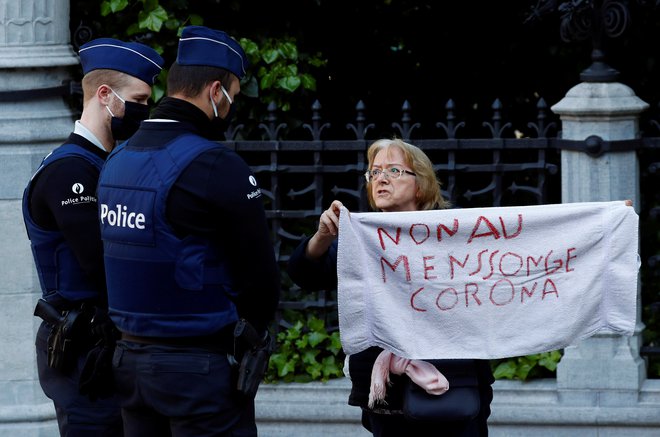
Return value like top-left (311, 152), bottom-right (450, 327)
top-left (365, 138), bottom-right (449, 211)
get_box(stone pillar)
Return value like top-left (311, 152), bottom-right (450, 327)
top-left (0, 0), bottom-right (77, 433)
top-left (551, 82), bottom-right (647, 403)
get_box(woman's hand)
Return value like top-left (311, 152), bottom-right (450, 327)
top-left (306, 200), bottom-right (344, 259)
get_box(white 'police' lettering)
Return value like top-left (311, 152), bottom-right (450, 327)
top-left (61, 195), bottom-right (97, 206)
top-left (100, 204), bottom-right (146, 229)
top-left (247, 188), bottom-right (262, 199)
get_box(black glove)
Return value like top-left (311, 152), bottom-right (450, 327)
top-left (79, 343), bottom-right (116, 401)
top-left (79, 306), bottom-right (119, 401)
top-left (89, 307), bottom-right (119, 346)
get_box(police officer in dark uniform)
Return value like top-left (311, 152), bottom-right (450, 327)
top-left (22, 39), bottom-right (164, 436)
top-left (97, 26), bottom-right (281, 436)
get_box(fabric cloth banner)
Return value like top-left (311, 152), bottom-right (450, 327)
top-left (337, 201), bottom-right (639, 360)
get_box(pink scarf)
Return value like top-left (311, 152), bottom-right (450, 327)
top-left (368, 350), bottom-right (449, 408)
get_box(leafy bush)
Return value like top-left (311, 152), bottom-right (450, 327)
top-left (266, 315), bottom-right (345, 383)
top-left (265, 309), bottom-right (562, 383)
top-left (97, 0), bottom-right (326, 139)
top-left (491, 350), bottom-right (562, 380)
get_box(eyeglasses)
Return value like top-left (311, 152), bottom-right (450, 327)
top-left (364, 167), bottom-right (417, 182)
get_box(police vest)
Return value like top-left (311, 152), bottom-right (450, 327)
top-left (98, 134), bottom-right (238, 337)
top-left (22, 144), bottom-right (105, 302)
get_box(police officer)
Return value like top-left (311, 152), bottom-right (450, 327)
top-left (22, 38), bottom-right (164, 436)
top-left (97, 26), bottom-right (281, 436)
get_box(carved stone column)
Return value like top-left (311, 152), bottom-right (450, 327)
top-left (0, 0), bottom-right (77, 433)
top-left (551, 82), bottom-right (647, 402)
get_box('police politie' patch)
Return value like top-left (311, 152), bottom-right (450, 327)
top-left (61, 182), bottom-right (97, 206)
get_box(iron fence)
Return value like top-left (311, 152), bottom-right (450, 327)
top-left (226, 97), bottom-right (563, 330)
top-left (226, 96), bottom-right (660, 373)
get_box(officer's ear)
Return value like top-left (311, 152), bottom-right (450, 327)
top-left (208, 80), bottom-right (222, 101)
top-left (96, 85), bottom-right (113, 106)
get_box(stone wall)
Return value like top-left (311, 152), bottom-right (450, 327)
top-left (0, 1), bottom-right (78, 435)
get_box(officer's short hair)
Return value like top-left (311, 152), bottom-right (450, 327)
top-left (81, 69), bottom-right (133, 99)
top-left (166, 63), bottom-right (234, 98)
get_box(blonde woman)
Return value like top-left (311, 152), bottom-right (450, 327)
top-left (288, 138), bottom-right (494, 436)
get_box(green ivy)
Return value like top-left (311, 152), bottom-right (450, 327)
top-left (265, 316), bottom-right (345, 383)
top-left (265, 313), bottom-right (563, 383)
top-left (238, 35), bottom-right (324, 112)
top-left (491, 350), bottom-right (562, 381)
top-left (98, 0), bottom-right (326, 138)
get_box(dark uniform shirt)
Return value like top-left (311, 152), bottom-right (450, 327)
top-left (28, 133), bottom-right (109, 296)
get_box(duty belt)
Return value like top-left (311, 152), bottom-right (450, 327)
top-left (121, 330), bottom-right (233, 351)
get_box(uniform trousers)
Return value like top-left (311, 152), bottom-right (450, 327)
top-left (36, 322), bottom-right (123, 436)
top-left (112, 340), bottom-right (257, 437)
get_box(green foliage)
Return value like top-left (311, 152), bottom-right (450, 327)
top-left (95, 0), bottom-right (326, 136)
top-left (266, 315), bottom-right (345, 383)
top-left (101, 0), bottom-right (169, 32)
top-left (239, 36), bottom-right (324, 111)
top-left (101, 0), bottom-right (128, 15)
top-left (491, 350), bottom-right (562, 381)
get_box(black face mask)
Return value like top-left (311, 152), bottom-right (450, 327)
top-left (223, 99), bottom-right (237, 124)
top-left (208, 84), bottom-right (237, 140)
top-left (110, 101), bottom-right (150, 141)
top-left (209, 101), bottom-right (237, 139)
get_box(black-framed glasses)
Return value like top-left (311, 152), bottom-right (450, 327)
top-left (364, 167), bottom-right (417, 182)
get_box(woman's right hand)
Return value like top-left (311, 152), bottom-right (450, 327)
top-left (305, 200), bottom-right (344, 259)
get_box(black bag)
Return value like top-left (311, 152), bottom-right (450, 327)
top-left (402, 359), bottom-right (481, 422)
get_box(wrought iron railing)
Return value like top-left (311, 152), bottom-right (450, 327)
top-left (639, 111), bottom-right (660, 368)
top-left (225, 97), bottom-right (565, 332)
top-left (225, 96), bottom-right (660, 377)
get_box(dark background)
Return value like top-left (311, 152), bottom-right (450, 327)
top-left (69, 0), bottom-right (660, 375)
top-left (70, 1), bottom-right (660, 138)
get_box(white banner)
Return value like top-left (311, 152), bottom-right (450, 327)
top-left (337, 201), bottom-right (639, 360)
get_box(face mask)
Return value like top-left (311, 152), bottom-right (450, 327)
top-left (209, 86), bottom-right (236, 138)
top-left (105, 88), bottom-right (150, 141)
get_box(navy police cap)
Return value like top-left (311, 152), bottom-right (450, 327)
top-left (78, 38), bottom-right (164, 86)
top-left (176, 26), bottom-right (249, 79)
